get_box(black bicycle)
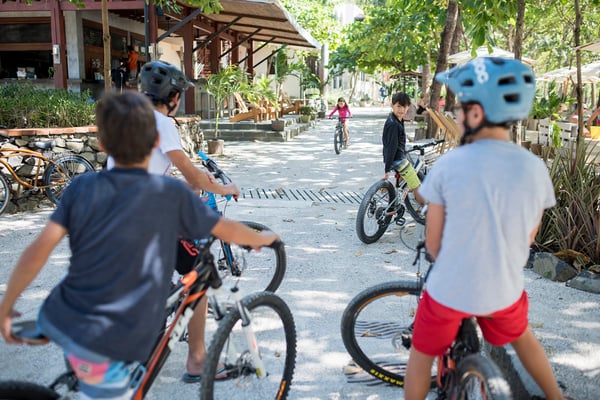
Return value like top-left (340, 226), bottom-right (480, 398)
top-left (0, 237), bottom-right (297, 400)
top-left (332, 117), bottom-right (348, 154)
top-left (340, 241), bottom-right (512, 399)
top-left (355, 139), bottom-right (444, 244)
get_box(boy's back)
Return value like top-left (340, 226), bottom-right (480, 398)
top-left (41, 168), bottom-right (219, 362)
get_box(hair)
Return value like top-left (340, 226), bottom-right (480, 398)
top-left (127, 45), bottom-right (135, 52)
top-left (337, 97), bottom-right (346, 103)
top-left (391, 92), bottom-right (411, 107)
top-left (96, 91), bottom-right (157, 165)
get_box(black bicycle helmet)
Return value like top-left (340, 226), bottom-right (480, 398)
top-left (435, 57), bottom-right (535, 124)
top-left (139, 61), bottom-right (194, 104)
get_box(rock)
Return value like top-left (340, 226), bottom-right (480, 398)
top-left (566, 271), bottom-right (600, 294)
top-left (531, 252), bottom-right (578, 282)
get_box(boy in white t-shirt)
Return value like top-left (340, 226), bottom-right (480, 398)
top-left (405, 57), bottom-right (566, 400)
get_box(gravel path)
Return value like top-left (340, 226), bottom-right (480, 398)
top-left (0, 107), bottom-right (598, 399)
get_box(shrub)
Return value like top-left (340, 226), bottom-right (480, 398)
top-left (0, 83), bottom-right (95, 128)
top-left (536, 140), bottom-right (600, 267)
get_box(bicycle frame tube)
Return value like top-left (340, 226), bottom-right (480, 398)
top-left (0, 153), bottom-right (48, 190)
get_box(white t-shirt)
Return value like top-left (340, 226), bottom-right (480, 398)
top-left (418, 139), bottom-right (556, 314)
top-left (106, 110), bottom-right (183, 176)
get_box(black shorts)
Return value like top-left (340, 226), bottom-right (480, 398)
top-left (175, 238), bottom-right (200, 275)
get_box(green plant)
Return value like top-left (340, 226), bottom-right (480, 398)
top-left (248, 76), bottom-right (277, 117)
top-left (0, 83), bottom-right (94, 128)
top-left (299, 105), bottom-right (314, 116)
top-left (272, 45), bottom-right (304, 119)
top-left (530, 82), bottom-right (573, 120)
top-left (536, 141), bottom-right (600, 266)
top-left (205, 65), bottom-right (247, 138)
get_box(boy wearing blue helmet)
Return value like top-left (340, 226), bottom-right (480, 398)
top-left (405, 57), bottom-right (566, 400)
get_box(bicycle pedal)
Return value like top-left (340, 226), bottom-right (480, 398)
top-left (395, 217), bottom-right (406, 226)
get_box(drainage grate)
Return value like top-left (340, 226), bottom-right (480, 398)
top-left (240, 188), bottom-right (364, 205)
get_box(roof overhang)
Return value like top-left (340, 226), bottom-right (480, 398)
top-left (201, 0), bottom-right (321, 50)
top-left (576, 39), bottom-right (600, 53)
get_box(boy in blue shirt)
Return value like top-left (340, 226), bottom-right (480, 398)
top-left (0, 91), bottom-right (279, 398)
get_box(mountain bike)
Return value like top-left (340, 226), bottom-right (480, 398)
top-left (0, 236), bottom-right (297, 400)
top-left (332, 117), bottom-right (348, 154)
top-left (0, 139), bottom-right (95, 215)
top-left (355, 139), bottom-right (444, 244)
top-left (195, 150), bottom-right (286, 294)
top-left (340, 241), bottom-right (512, 399)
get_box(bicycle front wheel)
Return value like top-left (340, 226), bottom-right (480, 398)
top-left (216, 221), bottom-right (286, 293)
top-left (0, 173), bottom-right (11, 215)
top-left (455, 354), bottom-right (512, 400)
top-left (334, 129), bottom-right (342, 154)
top-left (0, 380), bottom-right (60, 400)
top-left (404, 170), bottom-right (426, 225)
top-left (43, 155), bottom-right (95, 204)
top-left (201, 292), bottom-right (297, 400)
top-left (340, 280), bottom-right (428, 387)
top-left (355, 180), bottom-right (396, 244)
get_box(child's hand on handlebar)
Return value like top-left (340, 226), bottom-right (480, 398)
top-left (224, 183), bottom-right (240, 201)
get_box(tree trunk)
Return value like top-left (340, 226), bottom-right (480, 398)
top-left (510, 0), bottom-right (526, 143)
top-left (444, 17), bottom-right (462, 112)
top-left (427, 1), bottom-right (459, 139)
top-left (102, 0), bottom-right (111, 93)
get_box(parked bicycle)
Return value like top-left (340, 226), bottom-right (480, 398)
top-left (340, 241), bottom-right (511, 399)
top-left (0, 139), bottom-right (94, 215)
top-left (355, 139), bottom-right (444, 244)
top-left (332, 116), bottom-right (348, 154)
top-left (0, 236), bottom-right (297, 400)
top-left (195, 150), bottom-right (286, 294)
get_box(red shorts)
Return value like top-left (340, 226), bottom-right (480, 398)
top-left (412, 290), bottom-right (529, 356)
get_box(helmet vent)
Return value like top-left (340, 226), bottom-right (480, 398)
top-left (461, 79), bottom-right (475, 87)
top-left (523, 74), bottom-right (534, 84)
top-left (498, 76), bottom-right (516, 86)
top-left (504, 93), bottom-right (519, 103)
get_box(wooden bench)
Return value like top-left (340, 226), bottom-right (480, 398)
top-left (229, 92), bottom-right (267, 123)
top-left (538, 118), bottom-right (577, 145)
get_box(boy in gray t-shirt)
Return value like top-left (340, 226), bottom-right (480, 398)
top-left (0, 91), bottom-right (279, 399)
top-left (404, 58), bottom-right (566, 400)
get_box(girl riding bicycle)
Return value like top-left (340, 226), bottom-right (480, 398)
top-left (328, 97), bottom-right (352, 145)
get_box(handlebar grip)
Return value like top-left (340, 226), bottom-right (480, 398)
top-left (240, 240), bottom-right (285, 252)
top-left (198, 150), bottom-right (209, 161)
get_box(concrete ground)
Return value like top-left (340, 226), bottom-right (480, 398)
top-left (0, 107), bottom-right (598, 399)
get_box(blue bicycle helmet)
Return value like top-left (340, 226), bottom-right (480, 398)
top-left (435, 57), bottom-right (535, 124)
top-left (139, 61), bottom-right (194, 104)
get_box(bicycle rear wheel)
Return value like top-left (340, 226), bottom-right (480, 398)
top-left (215, 221), bottom-right (286, 293)
top-left (0, 173), bottom-right (11, 215)
top-left (201, 292), bottom-right (296, 400)
top-left (0, 380), bottom-right (59, 400)
top-left (403, 170), bottom-right (426, 225)
top-left (334, 129), bottom-right (342, 154)
top-left (43, 155), bottom-right (95, 204)
top-left (340, 280), bottom-right (432, 387)
top-left (455, 354), bottom-right (512, 399)
top-left (355, 180), bottom-right (396, 244)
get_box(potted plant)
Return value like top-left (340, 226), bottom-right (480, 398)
top-left (299, 105), bottom-right (313, 123)
top-left (270, 45), bottom-right (303, 131)
top-left (205, 65), bottom-right (247, 153)
top-left (414, 121), bottom-right (427, 140)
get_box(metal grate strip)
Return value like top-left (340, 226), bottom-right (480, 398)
top-left (240, 188), bottom-right (363, 204)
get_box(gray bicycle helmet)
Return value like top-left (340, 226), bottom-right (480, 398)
top-left (139, 61), bottom-right (194, 103)
top-left (435, 57), bottom-right (535, 124)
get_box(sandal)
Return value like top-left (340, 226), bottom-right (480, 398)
top-left (181, 366), bottom-right (232, 383)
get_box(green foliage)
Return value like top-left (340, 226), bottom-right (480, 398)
top-left (0, 83), bottom-right (95, 128)
top-left (205, 65), bottom-right (247, 137)
top-left (248, 76), bottom-right (277, 110)
top-left (536, 142), bottom-right (600, 266)
top-left (530, 83), bottom-right (570, 119)
top-left (299, 105), bottom-right (315, 116)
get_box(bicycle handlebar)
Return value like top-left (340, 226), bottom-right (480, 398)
top-left (198, 150), bottom-right (233, 200)
top-left (407, 138), bottom-right (445, 153)
top-left (239, 239), bottom-right (285, 252)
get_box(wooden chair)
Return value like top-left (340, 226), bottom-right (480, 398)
top-left (427, 109), bottom-right (460, 153)
top-left (229, 92), bottom-right (266, 123)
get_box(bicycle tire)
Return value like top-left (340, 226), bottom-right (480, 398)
top-left (403, 170), bottom-right (426, 225)
top-left (0, 380), bottom-right (60, 400)
top-left (0, 173), bottom-right (11, 215)
top-left (455, 354), bottom-right (512, 400)
top-left (340, 280), bottom-right (432, 387)
top-left (201, 291), bottom-right (297, 400)
top-left (355, 180), bottom-right (396, 244)
top-left (216, 221), bottom-right (286, 293)
top-left (43, 154), bottom-right (95, 204)
top-left (334, 128), bottom-right (342, 154)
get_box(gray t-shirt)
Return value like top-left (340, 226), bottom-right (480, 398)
top-left (418, 139), bottom-right (555, 314)
top-left (40, 168), bottom-right (220, 362)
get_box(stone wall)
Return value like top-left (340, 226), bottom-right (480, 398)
top-left (0, 118), bottom-right (204, 214)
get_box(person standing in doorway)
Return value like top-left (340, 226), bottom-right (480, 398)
top-left (127, 45), bottom-right (139, 83)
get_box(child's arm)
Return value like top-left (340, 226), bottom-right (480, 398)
top-left (328, 106), bottom-right (339, 119)
top-left (211, 218), bottom-right (279, 249)
top-left (0, 221), bottom-right (67, 344)
top-left (424, 203), bottom-right (445, 260)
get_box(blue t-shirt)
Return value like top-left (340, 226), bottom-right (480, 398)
top-left (418, 140), bottom-right (556, 314)
top-left (40, 168), bottom-right (220, 362)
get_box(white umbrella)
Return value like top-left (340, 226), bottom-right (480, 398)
top-left (448, 46), bottom-right (536, 66)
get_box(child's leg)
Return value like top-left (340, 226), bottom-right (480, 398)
top-left (404, 347), bottom-right (435, 400)
top-left (186, 296), bottom-right (209, 375)
top-left (510, 327), bottom-right (565, 400)
top-left (343, 121), bottom-right (349, 141)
